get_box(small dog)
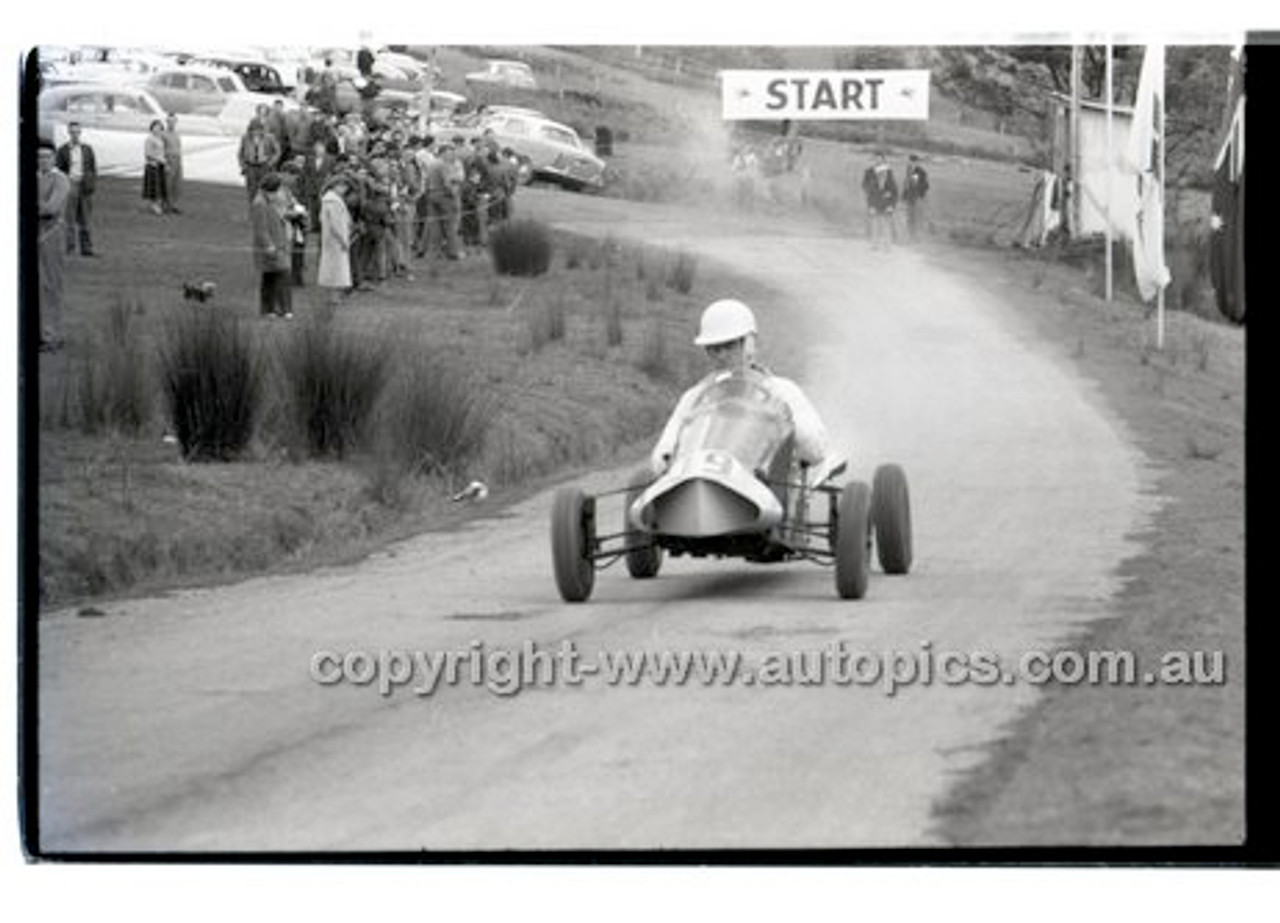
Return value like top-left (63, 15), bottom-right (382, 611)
top-left (182, 281), bottom-right (217, 303)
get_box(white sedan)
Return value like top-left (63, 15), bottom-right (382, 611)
top-left (37, 82), bottom-right (240, 179)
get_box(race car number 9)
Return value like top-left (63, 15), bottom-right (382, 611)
top-left (701, 452), bottom-right (732, 476)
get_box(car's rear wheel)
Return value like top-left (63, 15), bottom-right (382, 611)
top-left (624, 468), bottom-right (662, 579)
top-left (551, 487), bottom-right (595, 602)
top-left (872, 464), bottom-right (913, 575)
top-left (834, 481), bottom-right (872, 599)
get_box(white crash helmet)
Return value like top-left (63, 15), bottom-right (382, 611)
top-left (694, 299), bottom-right (757, 347)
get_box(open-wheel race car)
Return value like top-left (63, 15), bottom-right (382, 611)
top-left (550, 369), bottom-right (912, 602)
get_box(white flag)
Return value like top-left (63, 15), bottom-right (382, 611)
top-left (1125, 45), bottom-right (1171, 302)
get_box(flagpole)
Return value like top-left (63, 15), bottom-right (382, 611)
top-left (1069, 45), bottom-right (1082, 237)
top-left (1105, 40), bottom-right (1114, 302)
top-left (1156, 46), bottom-right (1166, 351)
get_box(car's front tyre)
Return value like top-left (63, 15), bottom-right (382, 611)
top-left (551, 487), bottom-right (596, 602)
top-left (834, 481), bottom-right (872, 599)
top-left (872, 464), bottom-right (913, 575)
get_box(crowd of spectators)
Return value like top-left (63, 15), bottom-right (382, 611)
top-left (234, 99), bottom-right (524, 313)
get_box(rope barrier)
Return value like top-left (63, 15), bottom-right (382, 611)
top-left (104, 185), bottom-right (520, 257)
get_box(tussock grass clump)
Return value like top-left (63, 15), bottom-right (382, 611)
top-left (375, 347), bottom-right (497, 480)
top-left (525, 286), bottom-right (568, 353)
top-left (280, 316), bottom-right (393, 459)
top-left (490, 219), bottom-right (554, 277)
top-left (666, 250), bottom-right (698, 294)
top-left (564, 236), bottom-right (590, 270)
top-left (158, 306), bottom-right (264, 461)
top-left (1185, 435), bottom-right (1224, 462)
top-left (77, 297), bottom-right (152, 435)
top-left (601, 261), bottom-right (623, 347)
top-left (604, 297), bottom-right (624, 347)
top-left (636, 318), bottom-right (675, 381)
top-left (635, 245), bottom-right (650, 282)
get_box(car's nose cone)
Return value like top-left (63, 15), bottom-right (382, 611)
top-left (643, 478), bottom-right (761, 537)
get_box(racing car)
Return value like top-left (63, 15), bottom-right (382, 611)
top-left (550, 368), bottom-right (912, 602)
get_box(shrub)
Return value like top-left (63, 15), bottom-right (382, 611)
top-left (375, 347), bottom-right (497, 479)
top-left (158, 306), bottom-right (264, 461)
top-left (78, 297), bottom-right (151, 435)
top-left (490, 219), bottom-right (554, 277)
top-left (280, 316), bottom-right (393, 459)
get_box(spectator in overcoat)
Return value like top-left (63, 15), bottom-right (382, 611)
top-left (37, 140), bottom-right (71, 350)
top-left (317, 175), bottom-right (353, 305)
top-left (250, 173), bottom-right (293, 317)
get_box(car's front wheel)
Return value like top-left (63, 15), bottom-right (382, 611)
top-left (834, 481), bottom-right (871, 600)
top-left (872, 464), bottom-right (913, 575)
top-left (551, 488), bottom-right (595, 602)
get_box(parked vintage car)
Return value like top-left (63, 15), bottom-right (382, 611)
top-left (145, 64), bottom-right (296, 131)
top-left (145, 65), bottom-right (249, 116)
top-left (298, 53), bottom-right (422, 117)
top-left (464, 59), bottom-right (537, 91)
top-left (440, 110), bottom-right (606, 191)
top-left (187, 55), bottom-right (290, 96)
top-left (37, 82), bottom-right (237, 175)
top-left (487, 111), bottom-right (605, 191)
top-left (38, 82), bottom-right (171, 139)
top-left (37, 46), bottom-right (173, 87)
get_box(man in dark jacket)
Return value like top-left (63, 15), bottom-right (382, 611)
top-left (861, 151), bottom-right (898, 251)
top-left (55, 121), bottom-right (97, 256)
top-left (239, 118), bottom-right (282, 203)
top-left (902, 154), bottom-right (930, 242)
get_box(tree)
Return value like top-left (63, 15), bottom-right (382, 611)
top-left (833, 46), bottom-right (913, 70)
top-left (1163, 46), bottom-right (1234, 183)
top-left (1004, 45), bottom-right (1139, 103)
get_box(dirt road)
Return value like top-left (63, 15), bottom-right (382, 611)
top-left (37, 190), bottom-right (1156, 851)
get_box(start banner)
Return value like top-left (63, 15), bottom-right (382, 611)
top-left (721, 70), bottom-right (931, 121)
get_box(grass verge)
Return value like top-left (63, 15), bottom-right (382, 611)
top-left (34, 178), bottom-right (755, 608)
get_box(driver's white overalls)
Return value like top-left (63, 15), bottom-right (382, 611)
top-left (650, 366), bottom-right (830, 475)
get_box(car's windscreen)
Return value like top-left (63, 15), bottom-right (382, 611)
top-left (540, 125), bottom-right (580, 148)
top-left (675, 373), bottom-right (792, 471)
top-left (104, 93), bottom-right (155, 115)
